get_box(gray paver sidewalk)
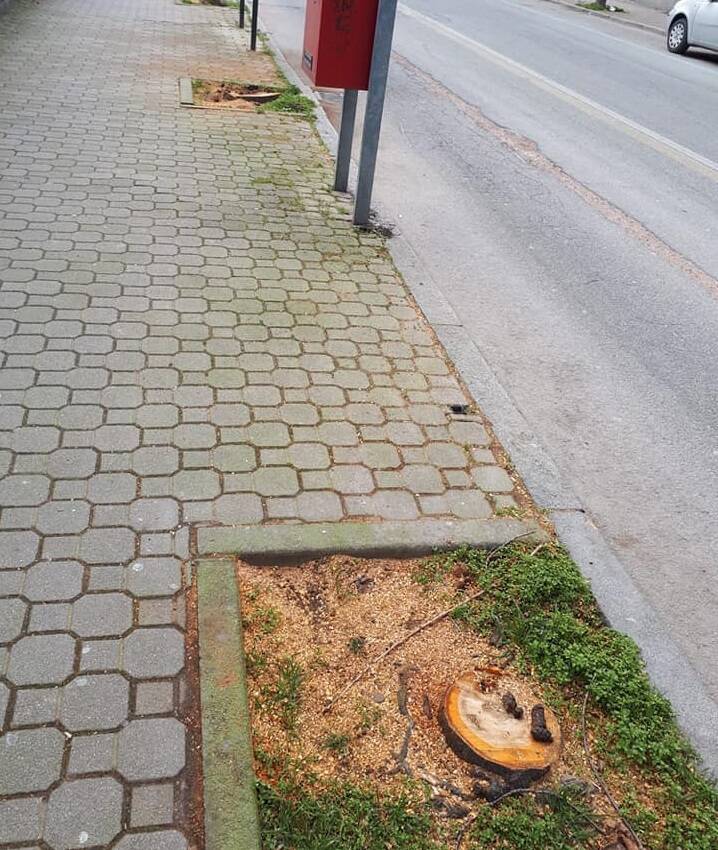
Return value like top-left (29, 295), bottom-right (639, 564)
top-left (0, 0), bottom-right (529, 845)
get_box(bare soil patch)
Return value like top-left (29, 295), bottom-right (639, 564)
top-left (237, 555), bottom-right (620, 833)
top-left (192, 79), bottom-right (282, 110)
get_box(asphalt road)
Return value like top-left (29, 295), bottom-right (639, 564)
top-left (260, 0), bottom-right (718, 768)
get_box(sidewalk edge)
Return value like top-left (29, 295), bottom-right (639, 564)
top-left (196, 517), bottom-right (545, 564)
top-left (197, 558), bottom-right (261, 850)
top-left (539, 0), bottom-right (665, 35)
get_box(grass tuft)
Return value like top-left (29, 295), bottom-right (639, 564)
top-left (437, 543), bottom-right (718, 849)
top-left (258, 774), bottom-right (440, 850)
top-left (577, 1), bottom-right (625, 10)
top-left (323, 732), bottom-right (350, 755)
top-left (470, 786), bottom-right (595, 849)
top-left (261, 655), bottom-right (303, 734)
top-left (259, 85), bottom-right (316, 119)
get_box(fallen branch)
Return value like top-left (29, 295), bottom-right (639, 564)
top-left (322, 587), bottom-right (486, 714)
top-left (455, 812), bottom-right (479, 850)
top-left (581, 692), bottom-right (644, 849)
top-left (387, 717), bottom-right (415, 777)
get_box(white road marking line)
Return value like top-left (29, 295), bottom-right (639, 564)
top-left (398, 2), bottom-right (718, 181)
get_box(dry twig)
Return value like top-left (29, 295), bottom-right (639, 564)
top-left (455, 812), bottom-right (479, 850)
top-left (322, 588), bottom-right (486, 714)
top-left (485, 531), bottom-right (536, 566)
top-left (581, 692), bottom-right (644, 849)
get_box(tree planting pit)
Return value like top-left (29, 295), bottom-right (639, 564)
top-left (191, 79), bottom-right (282, 110)
top-left (237, 554), bottom-right (583, 821)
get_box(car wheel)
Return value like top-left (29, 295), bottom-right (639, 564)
top-left (667, 16), bottom-right (689, 54)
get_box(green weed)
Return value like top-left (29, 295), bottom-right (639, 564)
top-left (244, 649), bottom-right (267, 675)
top-left (577, 1), bottom-right (625, 10)
top-left (494, 505), bottom-right (524, 519)
top-left (355, 700), bottom-right (382, 734)
top-left (323, 733), bottom-right (350, 755)
top-left (441, 543), bottom-right (718, 849)
top-left (258, 775), bottom-right (439, 850)
top-left (470, 786), bottom-right (596, 849)
top-left (262, 656), bottom-right (303, 734)
top-left (347, 635), bottom-right (366, 655)
top-left (253, 604), bottom-right (281, 635)
top-left (259, 85), bottom-right (315, 119)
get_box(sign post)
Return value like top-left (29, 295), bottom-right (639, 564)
top-left (334, 89), bottom-right (358, 193)
top-left (353, 0), bottom-right (397, 226)
top-left (250, 0), bottom-right (259, 50)
top-left (239, 0), bottom-right (245, 29)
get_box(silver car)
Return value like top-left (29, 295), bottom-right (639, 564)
top-left (667, 0), bottom-right (718, 53)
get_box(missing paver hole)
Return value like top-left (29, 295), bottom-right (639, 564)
top-left (449, 404), bottom-right (471, 415)
top-left (189, 80), bottom-right (282, 110)
top-left (181, 78), bottom-right (316, 119)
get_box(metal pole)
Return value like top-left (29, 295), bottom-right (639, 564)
top-left (353, 0), bottom-right (398, 226)
top-left (250, 0), bottom-right (259, 50)
top-left (334, 89), bottom-right (358, 193)
top-left (239, 0), bottom-right (245, 29)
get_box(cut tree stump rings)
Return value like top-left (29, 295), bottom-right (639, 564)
top-left (440, 672), bottom-right (562, 781)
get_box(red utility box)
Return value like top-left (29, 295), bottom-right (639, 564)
top-left (302, 0), bottom-right (380, 91)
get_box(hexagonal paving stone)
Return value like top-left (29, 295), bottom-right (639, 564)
top-left (36, 501), bottom-right (91, 535)
top-left (0, 681), bottom-right (9, 729)
top-left (117, 718), bottom-right (185, 781)
top-left (60, 674), bottom-right (130, 731)
top-left (472, 466), bottom-right (514, 493)
top-left (23, 561), bottom-right (84, 601)
top-left (7, 633), bottom-right (76, 685)
top-left (79, 528), bottom-right (136, 564)
top-left (87, 472), bottom-right (138, 504)
top-left (44, 777), bottom-right (123, 850)
top-left (124, 557), bottom-right (182, 597)
top-left (0, 727), bottom-right (65, 794)
top-left (0, 475), bottom-right (50, 507)
top-left (71, 593), bottom-right (133, 637)
top-left (0, 796), bottom-right (43, 844)
top-left (129, 784), bottom-right (175, 828)
top-left (133, 446), bottom-right (180, 476)
top-left (0, 597), bottom-right (27, 644)
top-left (172, 470), bottom-right (220, 501)
top-left (123, 627), bottom-right (184, 679)
top-left (48, 449), bottom-right (97, 479)
top-left (129, 498), bottom-right (179, 531)
top-left (211, 444), bottom-right (256, 472)
top-left (0, 530), bottom-right (39, 568)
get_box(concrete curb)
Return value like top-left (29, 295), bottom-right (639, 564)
top-left (539, 0), bottom-right (665, 35)
top-left (551, 513), bottom-right (718, 775)
top-left (178, 77), bottom-right (194, 105)
top-left (197, 559), bottom-right (261, 850)
top-left (197, 517), bottom-right (545, 564)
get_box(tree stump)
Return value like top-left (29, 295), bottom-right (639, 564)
top-left (440, 672), bottom-right (561, 781)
